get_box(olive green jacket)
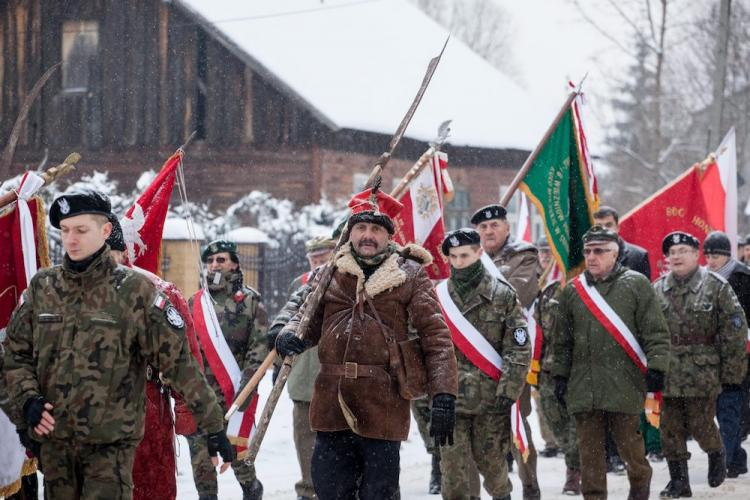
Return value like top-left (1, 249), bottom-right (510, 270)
top-left (653, 267), bottom-right (748, 398)
top-left (552, 265), bottom-right (670, 415)
top-left (490, 237), bottom-right (539, 308)
top-left (449, 270), bottom-right (531, 414)
top-left (4, 248), bottom-right (224, 444)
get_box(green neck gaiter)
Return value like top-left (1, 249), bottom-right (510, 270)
top-left (451, 259), bottom-right (484, 301)
top-left (351, 242), bottom-right (396, 279)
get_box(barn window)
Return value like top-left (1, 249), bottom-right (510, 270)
top-left (61, 21), bottom-right (99, 92)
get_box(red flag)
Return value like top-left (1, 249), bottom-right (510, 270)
top-left (393, 152), bottom-right (453, 279)
top-left (121, 150), bottom-right (182, 274)
top-left (619, 166), bottom-right (711, 280)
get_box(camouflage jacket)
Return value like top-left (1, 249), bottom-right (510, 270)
top-left (653, 266), bottom-right (748, 398)
top-left (489, 237), bottom-right (539, 308)
top-left (3, 247), bottom-right (224, 444)
top-left (552, 265), bottom-right (671, 415)
top-left (271, 272), bottom-right (320, 403)
top-left (449, 269), bottom-right (531, 414)
top-left (189, 269), bottom-right (268, 410)
top-left (536, 280), bottom-right (562, 373)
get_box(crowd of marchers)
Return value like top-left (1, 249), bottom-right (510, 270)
top-left (1, 187), bottom-right (749, 500)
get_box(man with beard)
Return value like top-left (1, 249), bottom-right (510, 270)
top-left (275, 187), bottom-right (458, 500)
top-left (188, 240), bottom-right (268, 500)
top-left (703, 231), bottom-right (750, 479)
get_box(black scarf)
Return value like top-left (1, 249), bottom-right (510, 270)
top-left (65, 245), bottom-right (107, 273)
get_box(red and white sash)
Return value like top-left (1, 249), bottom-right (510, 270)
top-left (435, 276), bottom-right (529, 461)
top-left (300, 271), bottom-right (312, 286)
top-left (572, 273), bottom-right (647, 373)
top-left (192, 289), bottom-right (259, 456)
top-left (435, 280), bottom-right (503, 381)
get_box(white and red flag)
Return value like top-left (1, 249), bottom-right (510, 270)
top-left (121, 150), bottom-right (182, 274)
top-left (515, 191), bottom-right (532, 243)
top-left (700, 127), bottom-right (738, 256)
top-left (393, 151), bottom-right (453, 279)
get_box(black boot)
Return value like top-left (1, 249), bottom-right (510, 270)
top-left (707, 450), bottom-right (726, 487)
top-left (493, 496), bottom-right (511, 500)
top-left (429, 454), bottom-right (441, 494)
top-left (241, 479), bottom-right (264, 500)
top-left (198, 496), bottom-right (218, 500)
top-left (659, 460), bottom-right (692, 498)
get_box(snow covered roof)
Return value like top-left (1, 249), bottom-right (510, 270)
top-left (224, 227), bottom-right (271, 244)
top-left (175, 0), bottom-right (551, 151)
top-left (162, 217), bottom-right (206, 240)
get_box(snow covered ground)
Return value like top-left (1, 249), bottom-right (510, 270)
top-left (170, 376), bottom-right (750, 499)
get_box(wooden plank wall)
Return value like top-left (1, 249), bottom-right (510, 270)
top-left (0, 0), bottom-right (324, 153)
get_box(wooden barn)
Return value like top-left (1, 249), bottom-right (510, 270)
top-left (0, 0), bottom-right (551, 230)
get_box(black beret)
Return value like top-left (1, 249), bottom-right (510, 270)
top-left (702, 231), bottom-right (731, 257)
top-left (441, 228), bottom-right (481, 256)
top-left (49, 189), bottom-right (112, 229)
top-left (106, 214), bottom-right (126, 252)
top-left (662, 231), bottom-right (700, 255)
top-left (583, 224), bottom-right (619, 244)
top-left (470, 204), bottom-right (507, 225)
top-left (201, 239), bottom-right (238, 262)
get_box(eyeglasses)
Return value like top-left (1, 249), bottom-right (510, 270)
top-left (583, 247), bottom-right (613, 256)
top-left (205, 256), bottom-right (227, 264)
top-left (668, 248), bottom-right (695, 257)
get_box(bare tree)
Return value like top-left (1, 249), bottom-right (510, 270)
top-left (410, 0), bottom-right (518, 78)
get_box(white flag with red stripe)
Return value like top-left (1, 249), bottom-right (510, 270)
top-left (515, 191), bottom-right (532, 244)
top-left (700, 127), bottom-right (738, 257)
top-left (192, 290), bottom-right (259, 458)
top-left (394, 152), bottom-right (453, 279)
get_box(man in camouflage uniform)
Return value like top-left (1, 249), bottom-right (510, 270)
top-left (269, 236), bottom-right (336, 500)
top-left (654, 231), bottom-right (748, 497)
top-left (534, 237), bottom-right (580, 495)
top-left (188, 239), bottom-right (268, 500)
top-left (439, 228), bottom-right (531, 500)
top-left (553, 225), bottom-right (670, 500)
top-left (472, 204), bottom-right (540, 499)
top-left (3, 190), bottom-right (233, 499)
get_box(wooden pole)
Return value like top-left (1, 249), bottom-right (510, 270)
top-left (499, 91), bottom-right (579, 207)
top-left (0, 152), bottom-right (80, 210)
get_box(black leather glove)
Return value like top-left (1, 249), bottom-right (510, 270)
top-left (498, 396), bottom-right (515, 414)
top-left (553, 376), bottom-right (568, 409)
top-left (722, 383), bottom-right (743, 392)
top-left (275, 330), bottom-right (307, 358)
top-left (266, 324), bottom-right (283, 351)
top-left (645, 369), bottom-right (665, 393)
top-left (207, 429), bottom-right (236, 464)
top-left (430, 393), bottom-right (456, 448)
top-left (23, 396), bottom-right (49, 428)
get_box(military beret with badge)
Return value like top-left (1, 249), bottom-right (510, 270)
top-left (201, 239), bottom-right (238, 262)
top-left (470, 204), bottom-right (507, 225)
top-left (49, 189), bottom-right (112, 229)
top-left (305, 236), bottom-right (337, 256)
top-left (441, 228), bottom-right (481, 255)
top-left (662, 231), bottom-right (700, 255)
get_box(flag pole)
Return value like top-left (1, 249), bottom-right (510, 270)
top-left (499, 91), bottom-right (579, 207)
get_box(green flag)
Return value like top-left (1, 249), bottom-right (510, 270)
top-left (519, 102), bottom-right (598, 279)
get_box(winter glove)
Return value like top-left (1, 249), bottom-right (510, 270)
top-left (275, 330), bottom-right (307, 358)
top-left (207, 429), bottom-right (236, 464)
top-left (553, 376), bottom-right (568, 409)
top-left (266, 324), bottom-right (283, 351)
top-left (430, 393), bottom-right (456, 448)
top-left (722, 383), bottom-right (743, 392)
top-left (645, 369), bottom-right (665, 393)
top-left (497, 396), bottom-right (515, 414)
top-left (16, 429), bottom-right (40, 458)
top-left (23, 396), bottom-right (49, 428)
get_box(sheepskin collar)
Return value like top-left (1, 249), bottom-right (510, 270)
top-left (335, 242), bottom-right (432, 298)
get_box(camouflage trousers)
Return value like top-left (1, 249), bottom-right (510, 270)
top-left (575, 410), bottom-right (651, 500)
top-left (440, 412), bottom-right (512, 499)
top-left (661, 396), bottom-right (723, 462)
top-left (186, 429), bottom-right (257, 495)
top-left (411, 398), bottom-right (481, 496)
top-left (40, 439), bottom-right (137, 499)
top-left (531, 385), bottom-right (558, 449)
top-left (538, 371), bottom-right (579, 469)
top-left (511, 384), bottom-right (540, 495)
top-left (293, 401), bottom-right (317, 499)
